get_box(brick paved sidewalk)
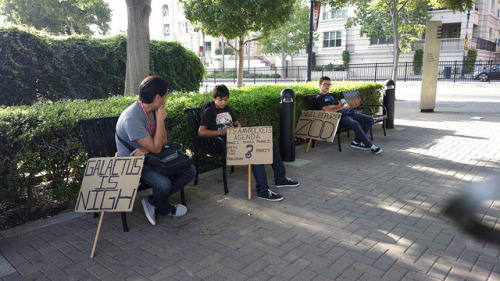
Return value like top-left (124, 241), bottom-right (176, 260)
top-left (1, 97), bottom-right (499, 280)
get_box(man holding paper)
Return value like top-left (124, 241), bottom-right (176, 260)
top-left (316, 76), bottom-right (382, 154)
top-left (198, 85), bottom-right (299, 201)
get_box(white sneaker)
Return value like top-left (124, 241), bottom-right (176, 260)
top-left (167, 204), bottom-right (187, 217)
top-left (141, 198), bottom-right (156, 226)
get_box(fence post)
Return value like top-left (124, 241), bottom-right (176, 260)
top-left (275, 66), bottom-right (277, 84)
top-left (453, 61), bottom-right (457, 82)
top-left (374, 63), bottom-right (378, 82)
top-left (404, 62), bottom-right (407, 82)
top-left (254, 67), bottom-right (256, 84)
top-left (214, 69), bottom-right (216, 84)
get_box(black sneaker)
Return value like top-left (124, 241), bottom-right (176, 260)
top-left (167, 204), bottom-right (187, 217)
top-left (351, 141), bottom-right (369, 150)
top-left (275, 177), bottom-right (300, 188)
top-left (258, 190), bottom-right (283, 201)
top-left (371, 146), bottom-right (382, 154)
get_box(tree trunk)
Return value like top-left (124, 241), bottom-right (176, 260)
top-left (124, 0), bottom-right (152, 96)
top-left (390, 0), bottom-right (399, 83)
top-left (392, 14), bottom-right (400, 83)
top-left (237, 35), bottom-right (245, 87)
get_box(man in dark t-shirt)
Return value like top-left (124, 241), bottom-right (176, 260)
top-left (199, 85), bottom-right (299, 201)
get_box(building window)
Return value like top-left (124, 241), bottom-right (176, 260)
top-left (370, 36), bottom-right (394, 45)
top-left (163, 24), bottom-right (170, 36)
top-left (178, 22), bottom-right (192, 34)
top-left (322, 6), bottom-right (348, 20)
top-left (323, 31), bottom-right (342, 47)
top-left (162, 5), bottom-right (169, 17)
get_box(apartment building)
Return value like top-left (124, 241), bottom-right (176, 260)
top-left (301, 1), bottom-right (500, 66)
top-left (152, 0), bottom-right (499, 68)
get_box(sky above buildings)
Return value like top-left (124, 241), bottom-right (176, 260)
top-left (105, 1), bottom-right (164, 39)
top-left (106, 1), bottom-right (127, 36)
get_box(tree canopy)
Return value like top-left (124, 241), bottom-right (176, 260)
top-left (0, 0), bottom-right (111, 36)
top-left (260, 1), bottom-right (313, 75)
top-left (180, 0), bottom-right (295, 87)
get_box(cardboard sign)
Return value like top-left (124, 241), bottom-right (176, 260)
top-left (75, 156), bottom-right (144, 213)
top-left (226, 126), bottom-right (273, 166)
top-left (296, 110), bottom-right (341, 142)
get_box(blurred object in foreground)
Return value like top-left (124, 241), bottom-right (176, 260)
top-left (444, 176), bottom-right (500, 244)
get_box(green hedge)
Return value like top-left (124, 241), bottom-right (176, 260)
top-left (0, 81), bottom-right (382, 206)
top-left (0, 27), bottom-right (204, 106)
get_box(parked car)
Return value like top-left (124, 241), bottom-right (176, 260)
top-left (474, 65), bottom-right (500, 82)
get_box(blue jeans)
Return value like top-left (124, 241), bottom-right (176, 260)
top-left (141, 165), bottom-right (196, 215)
top-left (340, 113), bottom-right (374, 148)
top-left (251, 140), bottom-right (287, 195)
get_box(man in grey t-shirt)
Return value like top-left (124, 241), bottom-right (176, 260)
top-left (116, 76), bottom-right (196, 226)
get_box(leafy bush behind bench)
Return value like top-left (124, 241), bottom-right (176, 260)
top-left (0, 82), bottom-right (382, 206)
top-left (0, 27), bottom-right (204, 106)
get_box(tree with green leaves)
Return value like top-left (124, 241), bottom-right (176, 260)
top-left (260, 2), bottom-right (312, 78)
top-left (0, 0), bottom-right (111, 36)
top-left (326, 0), bottom-right (474, 82)
top-left (180, 0), bottom-right (295, 87)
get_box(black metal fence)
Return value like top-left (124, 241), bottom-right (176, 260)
top-left (203, 60), bottom-right (500, 84)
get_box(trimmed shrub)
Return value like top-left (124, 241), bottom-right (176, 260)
top-left (413, 49), bottom-right (424, 75)
top-left (342, 50), bottom-right (350, 67)
top-left (0, 27), bottom-right (204, 106)
top-left (214, 47), bottom-right (235, 55)
top-left (465, 49), bottom-right (477, 74)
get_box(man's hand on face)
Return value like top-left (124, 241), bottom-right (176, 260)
top-left (155, 96), bottom-right (168, 121)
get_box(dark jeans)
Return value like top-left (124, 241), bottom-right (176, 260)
top-left (340, 113), bottom-right (374, 148)
top-left (251, 139), bottom-right (287, 195)
top-left (141, 165), bottom-right (196, 215)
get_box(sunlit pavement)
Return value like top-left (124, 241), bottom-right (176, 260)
top-left (1, 82), bottom-right (499, 280)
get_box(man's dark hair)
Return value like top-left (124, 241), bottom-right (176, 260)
top-left (319, 76), bottom-right (331, 85)
top-left (138, 76), bottom-right (169, 104)
top-left (212, 84), bottom-right (230, 99)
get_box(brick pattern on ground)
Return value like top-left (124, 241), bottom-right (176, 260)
top-left (1, 98), bottom-right (499, 280)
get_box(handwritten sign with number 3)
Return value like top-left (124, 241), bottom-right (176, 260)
top-left (226, 126), bottom-right (273, 166)
top-left (226, 126), bottom-right (273, 200)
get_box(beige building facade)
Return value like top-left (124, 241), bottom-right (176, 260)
top-left (152, 1), bottom-right (500, 69)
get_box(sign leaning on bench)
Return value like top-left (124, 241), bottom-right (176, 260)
top-left (75, 156), bottom-right (144, 258)
top-left (75, 156), bottom-right (145, 213)
top-left (296, 110), bottom-right (341, 142)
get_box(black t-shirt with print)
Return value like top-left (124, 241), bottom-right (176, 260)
top-left (200, 101), bottom-right (238, 131)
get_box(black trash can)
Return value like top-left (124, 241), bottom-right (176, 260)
top-left (444, 67), bottom-right (452, 79)
top-left (383, 79), bottom-right (395, 129)
top-left (279, 88), bottom-right (296, 162)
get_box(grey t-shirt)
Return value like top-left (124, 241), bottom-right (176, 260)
top-left (115, 101), bottom-right (156, 157)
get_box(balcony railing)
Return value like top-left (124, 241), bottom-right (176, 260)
top-left (411, 38), bottom-right (497, 52)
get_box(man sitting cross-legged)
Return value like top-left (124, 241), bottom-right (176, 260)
top-left (316, 76), bottom-right (382, 154)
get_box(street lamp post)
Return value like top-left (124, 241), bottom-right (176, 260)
top-left (461, 10), bottom-right (471, 78)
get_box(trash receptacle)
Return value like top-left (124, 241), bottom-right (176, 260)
top-left (444, 66), bottom-right (452, 79)
top-left (383, 79), bottom-right (395, 129)
top-left (280, 88), bottom-right (296, 162)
